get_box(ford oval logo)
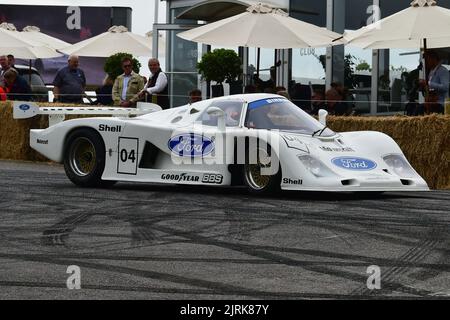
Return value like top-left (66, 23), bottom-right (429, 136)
top-left (19, 104), bottom-right (30, 111)
top-left (332, 157), bottom-right (377, 171)
top-left (168, 133), bottom-right (214, 157)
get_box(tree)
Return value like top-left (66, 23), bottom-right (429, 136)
top-left (197, 49), bottom-right (242, 84)
top-left (356, 61), bottom-right (371, 72)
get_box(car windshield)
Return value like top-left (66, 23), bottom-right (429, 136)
top-left (245, 98), bottom-right (335, 137)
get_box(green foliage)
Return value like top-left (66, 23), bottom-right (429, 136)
top-left (356, 61), bottom-right (371, 72)
top-left (344, 54), bottom-right (358, 89)
top-left (197, 49), bottom-right (242, 84)
top-left (104, 52), bottom-right (141, 80)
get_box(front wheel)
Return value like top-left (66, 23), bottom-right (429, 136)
top-left (63, 128), bottom-right (116, 188)
top-left (243, 143), bottom-right (281, 194)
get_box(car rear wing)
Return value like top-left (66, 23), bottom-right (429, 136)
top-left (13, 101), bottom-right (162, 127)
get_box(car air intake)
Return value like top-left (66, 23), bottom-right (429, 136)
top-left (341, 179), bottom-right (357, 186)
top-left (400, 179), bottom-right (414, 186)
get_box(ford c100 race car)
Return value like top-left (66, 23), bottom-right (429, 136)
top-left (14, 94), bottom-right (429, 194)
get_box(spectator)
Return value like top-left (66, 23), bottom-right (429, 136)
top-left (405, 95), bottom-right (422, 116)
top-left (53, 55), bottom-right (86, 104)
top-left (3, 69), bottom-right (32, 101)
top-left (188, 89), bottom-right (202, 104)
top-left (244, 84), bottom-right (257, 94)
top-left (277, 90), bottom-right (291, 100)
top-left (139, 58), bottom-right (169, 109)
top-left (0, 86), bottom-right (6, 101)
top-left (0, 55), bottom-right (12, 87)
top-left (253, 66), bottom-right (276, 93)
top-left (291, 83), bottom-right (312, 113)
top-left (420, 50), bottom-right (449, 114)
top-left (310, 90), bottom-right (326, 115)
top-left (325, 85), bottom-right (342, 115)
top-left (95, 75), bottom-right (114, 105)
top-left (112, 57), bottom-right (144, 108)
top-left (7, 54), bottom-right (15, 69)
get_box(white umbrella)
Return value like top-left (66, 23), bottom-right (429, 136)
top-left (177, 3), bottom-right (341, 77)
top-left (21, 26), bottom-right (70, 50)
top-left (343, 0), bottom-right (450, 49)
top-left (0, 22), bottom-right (62, 59)
top-left (178, 3), bottom-right (341, 49)
top-left (60, 25), bottom-right (153, 57)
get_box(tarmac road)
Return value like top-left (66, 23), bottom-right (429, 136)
top-left (0, 160), bottom-right (449, 300)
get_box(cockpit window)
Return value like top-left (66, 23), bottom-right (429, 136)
top-left (200, 100), bottom-right (243, 127)
top-left (245, 98), bottom-right (335, 137)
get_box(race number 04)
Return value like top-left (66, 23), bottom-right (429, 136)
top-left (117, 137), bottom-right (139, 175)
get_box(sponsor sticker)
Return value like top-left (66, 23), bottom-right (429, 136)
top-left (202, 174), bottom-right (223, 184)
top-left (168, 133), bottom-right (214, 158)
top-left (282, 178), bottom-right (303, 185)
top-left (161, 173), bottom-right (200, 182)
top-left (320, 146), bottom-right (354, 152)
top-left (332, 157), bottom-right (377, 171)
top-left (99, 124), bottom-right (122, 132)
top-left (36, 139), bottom-right (48, 145)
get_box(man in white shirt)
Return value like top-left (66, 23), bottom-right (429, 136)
top-left (139, 58), bottom-right (169, 109)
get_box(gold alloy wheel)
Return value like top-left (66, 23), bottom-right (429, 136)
top-left (245, 148), bottom-right (272, 190)
top-left (69, 137), bottom-right (97, 177)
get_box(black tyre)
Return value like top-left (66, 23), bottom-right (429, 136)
top-left (63, 128), bottom-right (116, 188)
top-left (243, 142), bottom-right (281, 194)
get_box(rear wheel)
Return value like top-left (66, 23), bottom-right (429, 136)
top-left (243, 142), bottom-right (281, 194)
top-left (63, 128), bottom-right (116, 188)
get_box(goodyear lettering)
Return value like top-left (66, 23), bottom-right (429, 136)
top-left (161, 173), bottom-right (200, 182)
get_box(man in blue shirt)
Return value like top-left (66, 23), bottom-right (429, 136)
top-left (420, 50), bottom-right (449, 114)
top-left (53, 55), bottom-right (86, 104)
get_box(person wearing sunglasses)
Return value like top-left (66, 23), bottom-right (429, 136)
top-left (112, 57), bottom-right (145, 108)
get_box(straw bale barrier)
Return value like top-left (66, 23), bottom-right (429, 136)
top-left (1, 101), bottom-right (449, 189)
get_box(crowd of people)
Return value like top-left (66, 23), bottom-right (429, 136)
top-left (1, 50), bottom-right (448, 116)
top-left (0, 53), bottom-right (170, 110)
top-left (0, 54), bottom-right (32, 102)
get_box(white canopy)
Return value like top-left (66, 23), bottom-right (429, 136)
top-left (177, 3), bottom-right (341, 48)
top-left (60, 25), bottom-right (153, 57)
top-left (0, 23), bottom-right (62, 59)
top-left (21, 26), bottom-right (70, 50)
top-left (344, 0), bottom-right (450, 49)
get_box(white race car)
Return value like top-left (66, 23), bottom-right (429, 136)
top-left (14, 94), bottom-right (429, 193)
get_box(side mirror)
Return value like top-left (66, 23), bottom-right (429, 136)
top-left (318, 109), bottom-right (328, 126)
top-left (206, 106), bottom-right (225, 131)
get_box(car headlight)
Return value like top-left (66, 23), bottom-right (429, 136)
top-left (298, 155), bottom-right (336, 178)
top-left (383, 154), bottom-right (417, 178)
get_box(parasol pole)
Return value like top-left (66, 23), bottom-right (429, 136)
top-left (28, 59), bottom-right (32, 83)
top-left (256, 47), bottom-right (260, 79)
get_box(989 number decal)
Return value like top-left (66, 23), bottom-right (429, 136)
top-left (202, 174), bottom-right (223, 184)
